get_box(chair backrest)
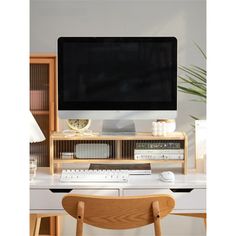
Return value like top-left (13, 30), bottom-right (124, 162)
top-left (62, 194), bottom-right (175, 230)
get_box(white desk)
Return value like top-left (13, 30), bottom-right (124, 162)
top-left (30, 168), bottom-right (206, 236)
top-left (30, 167), bottom-right (206, 215)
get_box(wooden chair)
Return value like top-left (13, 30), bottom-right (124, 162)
top-left (62, 194), bottom-right (175, 236)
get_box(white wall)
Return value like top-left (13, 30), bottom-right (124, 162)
top-left (30, 1), bottom-right (206, 235)
top-left (30, 0), bottom-right (206, 169)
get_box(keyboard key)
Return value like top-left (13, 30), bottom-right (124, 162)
top-left (60, 169), bottom-right (129, 183)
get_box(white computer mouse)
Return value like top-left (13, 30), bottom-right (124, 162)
top-left (159, 171), bottom-right (175, 182)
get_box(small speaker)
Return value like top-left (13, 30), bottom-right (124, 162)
top-left (75, 143), bottom-right (110, 159)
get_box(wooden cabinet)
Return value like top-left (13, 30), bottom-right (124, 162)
top-left (30, 55), bottom-right (58, 167)
top-left (30, 55), bottom-right (58, 235)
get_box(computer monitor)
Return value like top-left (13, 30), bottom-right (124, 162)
top-left (58, 37), bottom-right (177, 133)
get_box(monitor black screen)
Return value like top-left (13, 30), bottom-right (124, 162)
top-left (58, 37), bottom-right (177, 110)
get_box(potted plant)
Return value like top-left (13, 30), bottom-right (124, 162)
top-left (178, 44), bottom-right (206, 120)
top-left (178, 44), bottom-right (206, 172)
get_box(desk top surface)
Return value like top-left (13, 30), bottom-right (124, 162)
top-left (30, 168), bottom-right (206, 189)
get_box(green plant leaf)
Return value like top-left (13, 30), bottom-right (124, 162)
top-left (178, 44), bottom-right (206, 123)
top-left (178, 86), bottom-right (206, 99)
top-left (184, 75), bottom-right (206, 91)
top-left (190, 115), bottom-right (199, 120)
top-left (179, 66), bottom-right (206, 83)
top-left (194, 42), bottom-right (206, 59)
top-left (190, 98), bottom-right (206, 103)
top-left (191, 65), bottom-right (206, 76)
top-left (178, 76), bottom-right (206, 89)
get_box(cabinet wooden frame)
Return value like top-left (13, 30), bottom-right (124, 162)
top-left (30, 54), bottom-right (58, 132)
top-left (30, 54), bottom-right (58, 236)
top-left (30, 55), bottom-right (58, 167)
top-left (50, 132), bottom-right (188, 175)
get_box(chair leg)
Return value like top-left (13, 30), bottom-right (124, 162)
top-left (50, 216), bottom-right (61, 236)
top-left (30, 214), bottom-right (37, 236)
top-left (76, 201), bottom-right (85, 236)
top-left (50, 216), bottom-right (56, 236)
top-left (152, 201), bottom-right (162, 236)
top-left (56, 215), bottom-right (61, 236)
top-left (34, 217), bottom-right (41, 236)
top-left (30, 214), bottom-right (42, 236)
top-left (30, 215), bottom-right (41, 236)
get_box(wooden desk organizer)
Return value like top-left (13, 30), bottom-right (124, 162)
top-left (50, 132), bottom-right (188, 175)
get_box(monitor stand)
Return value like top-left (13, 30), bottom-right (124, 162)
top-left (102, 120), bottom-right (136, 135)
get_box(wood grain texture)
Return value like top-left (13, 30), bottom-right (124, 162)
top-left (30, 214), bottom-right (37, 236)
top-left (51, 132), bottom-right (186, 141)
top-left (30, 214), bottom-right (62, 236)
top-left (30, 55), bottom-right (57, 167)
top-left (152, 201), bottom-right (162, 236)
top-left (76, 202), bottom-right (85, 236)
top-left (56, 216), bottom-right (61, 236)
top-left (62, 194), bottom-right (175, 230)
top-left (50, 216), bottom-right (61, 236)
top-left (53, 159), bottom-right (184, 164)
top-left (50, 132), bottom-right (187, 175)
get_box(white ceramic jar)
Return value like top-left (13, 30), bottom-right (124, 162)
top-left (152, 119), bottom-right (176, 136)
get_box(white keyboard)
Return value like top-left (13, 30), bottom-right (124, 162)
top-left (60, 169), bottom-right (129, 183)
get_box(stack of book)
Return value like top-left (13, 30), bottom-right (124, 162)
top-left (134, 142), bottom-right (184, 160)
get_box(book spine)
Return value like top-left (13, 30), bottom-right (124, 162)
top-left (135, 142), bottom-right (181, 149)
top-left (134, 154), bottom-right (184, 160)
top-left (134, 149), bottom-right (184, 154)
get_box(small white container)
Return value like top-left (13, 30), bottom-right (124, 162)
top-left (152, 121), bottom-right (157, 129)
top-left (154, 119), bottom-right (176, 135)
top-left (156, 122), bottom-right (163, 135)
top-left (162, 122), bottom-right (167, 135)
top-left (152, 122), bottom-right (158, 136)
top-left (164, 119), bottom-right (176, 133)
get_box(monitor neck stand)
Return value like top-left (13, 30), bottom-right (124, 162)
top-left (102, 120), bottom-right (136, 136)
